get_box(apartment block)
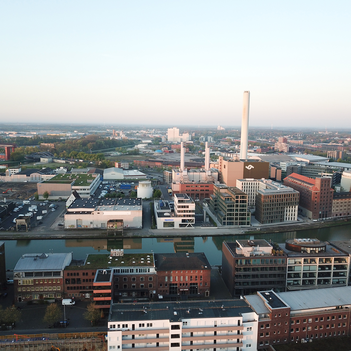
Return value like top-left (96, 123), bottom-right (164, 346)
top-left (107, 300), bottom-right (258, 351)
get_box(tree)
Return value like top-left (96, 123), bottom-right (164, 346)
top-left (84, 303), bottom-right (101, 326)
top-left (153, 189), bottom-right (162, 198)
top-left (43, 303), bottom-right (62, 326)
top-left (43, 191), bottom-right (50, 200)
top-left (2, 306), bottom-right (21, 326)
top-left (130, 191), bottom-right (137, 198)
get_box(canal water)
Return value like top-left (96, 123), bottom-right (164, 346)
top-left (2, 224), bottom-right (351, 270)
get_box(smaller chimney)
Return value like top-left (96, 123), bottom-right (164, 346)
top-left (180, 142), bottom-right (185, 172)
top-left (205, 142), bottom-right (210, 173)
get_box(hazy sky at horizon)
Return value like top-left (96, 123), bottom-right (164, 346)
top-left (1, 1), bottom-right (351, 128)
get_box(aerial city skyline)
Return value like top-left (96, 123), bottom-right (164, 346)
top-left (1, 1), bottom-right (351, 128)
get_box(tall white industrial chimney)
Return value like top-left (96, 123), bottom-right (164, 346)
top-left (240, 91), bottom-right (250, 160)
top-left (180, 141), bottom-right (185, 172)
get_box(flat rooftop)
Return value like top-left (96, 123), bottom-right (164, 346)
top-left (154, 253), bottom-right (211, 271)
top-left (174, 193), bottom-right (193, 202)
top-left (259, 290), bottom-right (289, 309)
top-left (66, 253), bottom-right (154, 270)
top-left (67, 198), bottom-right (142, 212)
top-left (95, 269), bottom-right (113, 283)
top-left (109, 299), bottom-right (253, 323)
top-left (277, 286), bottom-right (351, 312)
top-left (237, 239), bottom-right (271, 248)
top-left (14, 253), bottom-right (71, 272)
top-left (44, 173), bottom-right (97, 186)
top-left (278, 243), bottom-right (348, 257)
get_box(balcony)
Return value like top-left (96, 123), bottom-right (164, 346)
top-left (183, 326), bottom-right (243, 333)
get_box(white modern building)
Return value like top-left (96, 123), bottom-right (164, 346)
top-left (65, 198), bottom-right (142, 229)
top-left (103, 168), bottom-right (147, 181)
top-left (167, 127), bottom-right (192, 143)
top-left (154, 194), bottom-right (195, 229)
top-left (107, 300), bottom-right (258, 351)
top-left (167, 127), bottom-right (180, 142)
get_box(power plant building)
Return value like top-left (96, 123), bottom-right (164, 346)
top-left (213, 156), bottom-right (270, 187)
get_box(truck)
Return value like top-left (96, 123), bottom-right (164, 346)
top-left (62, 299), bottom-right (75, 306)
top-left (120, 184), bottom-right (131, 190)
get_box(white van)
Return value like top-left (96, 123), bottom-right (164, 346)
top-left (62, 299), bottom-right (75, 306)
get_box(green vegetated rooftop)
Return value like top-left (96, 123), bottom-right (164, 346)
top-left (66, 253), bottom-right (154, 270)
top-left (45, 173), bottom-right (96, 186)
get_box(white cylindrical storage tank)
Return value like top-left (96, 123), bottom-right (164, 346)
top-left (137, 180), bottom-right (153, 199)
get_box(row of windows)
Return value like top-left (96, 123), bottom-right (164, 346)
top-left (115, 284), bottom-right (153, 289)
top-left (18, 286), bottom-right (61, 292)
top-left (19, 279), bottom-right (61, 285)
top-left (291, 330), bottom-right (345, 341)
top-left (67, 286), bottom-right (92, 290)
top-left (291, 315), bottom-right (347, 324)
top-left (291, 323), bottom-right (346, 332)
top-left (66, 272), bottom-right (94, 276)
top-left (115, 276), bottom-right (152, 282)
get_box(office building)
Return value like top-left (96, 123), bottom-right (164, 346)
top-left (13, 252), bottom-right (73, 303)
top-left (279, 238), bottom-right (349, 290)
top-left (255, 182), bottom-right (299, 224)
top-left (209, 184), bottom-right (251, 226)
top-left (222, 240), bottom-right (287, 297)
top-left (283, 173), bottom-right (333, 220)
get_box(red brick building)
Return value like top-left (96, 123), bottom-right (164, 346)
top-left (155, 252), bottom-right (211, 298)
top-left (172, 182), bottom-right (214, 200)
top-left (246, 287), bottom-right (351, 348)
top-left (13, 253), bottom-right (72, 303)
top-left (283, 173), bottom-right (334, 220)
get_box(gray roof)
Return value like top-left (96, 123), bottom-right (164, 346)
top-left (154, 253), bottom-right (211, 271)
top-left (277, 286), bottom-right (351, 312)
top-left (245, 294), bottom-right (270, 315)
top-left (109, 300), bottom-right (253, 323)
top-left (256, 155), bottom-right (294, 163)
top-left (14, 253), bottom-right (72, 272)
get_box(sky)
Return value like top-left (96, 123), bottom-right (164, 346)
top-left (1, 1), bottom-right (351, 128)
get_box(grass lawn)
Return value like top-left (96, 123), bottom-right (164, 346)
top-left (274, 336), bottom-right (351, 351)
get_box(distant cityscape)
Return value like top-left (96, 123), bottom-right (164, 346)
top-left (1, 114), bottom-right (351, 350)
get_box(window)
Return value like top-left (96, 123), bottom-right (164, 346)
top-left (171, 325), bottom-right (180, 330)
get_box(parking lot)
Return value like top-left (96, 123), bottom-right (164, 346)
top-left (0, 200), bottom-right (64, 232)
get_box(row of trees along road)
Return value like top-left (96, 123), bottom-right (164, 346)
top-left (43, 303), bottom-right (102, 327)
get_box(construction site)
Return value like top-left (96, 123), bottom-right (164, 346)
top-left (0, 183), bottom-right (37, 201)
top-left (0, 332), bottom-right (106, 351)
